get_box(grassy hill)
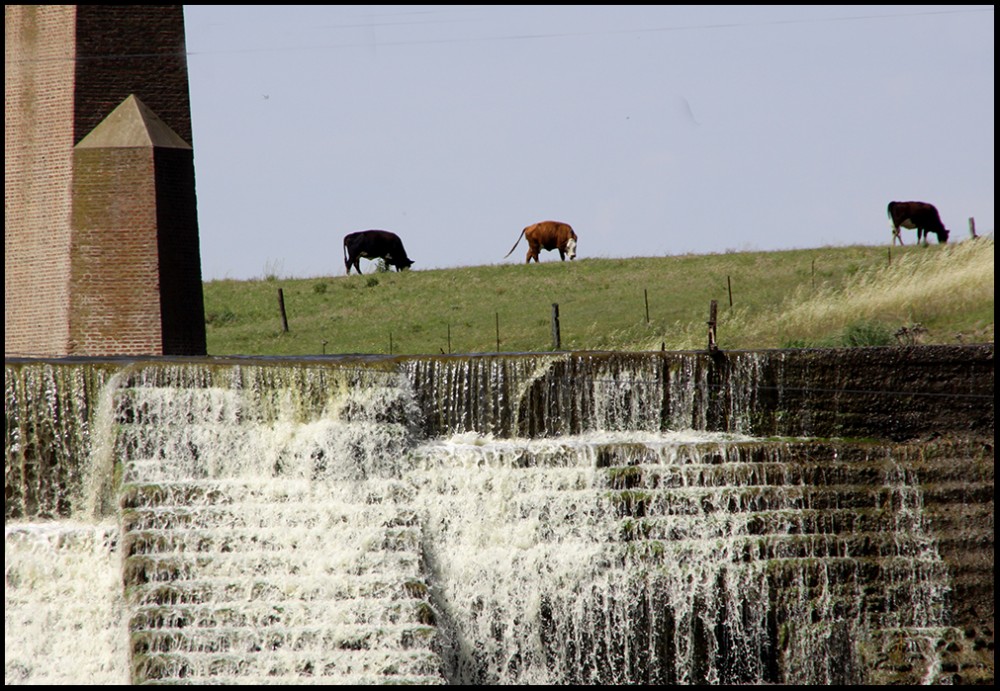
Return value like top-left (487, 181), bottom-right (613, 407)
top-left (203, 239), bottom-right (994, 357)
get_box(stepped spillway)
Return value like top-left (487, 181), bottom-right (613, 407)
top-left (4, 348), bottom-right (994, 684)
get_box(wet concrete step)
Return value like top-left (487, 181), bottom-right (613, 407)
top-left (133, 647), bottom-right (443, 685)
top-left (122, 524), bottom-right (421, 556)
top-left (129, 602), bottom-right (434, 632)
top-left (130, 622), bottom-right (436, 653)
top-left (127, 577), bottom-right (431, 608)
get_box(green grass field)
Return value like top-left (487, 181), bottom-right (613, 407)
top-left (204, 239), bottom-right (994, 357)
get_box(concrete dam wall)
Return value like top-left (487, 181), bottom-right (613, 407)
top-left (4, 344), bottom-right (994, 684)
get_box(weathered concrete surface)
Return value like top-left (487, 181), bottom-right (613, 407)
top-left (735, 344), bottom-right (994, 441)
top-left (890, 436), bottom-right (994, 685)
top-left (740, 345), bottom-right (994, 683)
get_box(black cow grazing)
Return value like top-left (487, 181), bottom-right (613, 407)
top-left (504, 221), bottom-right (578, 263)
top-left (887, 201), bottom-right (950, 246)
top-left (343, 230), bottom-right (415, 275)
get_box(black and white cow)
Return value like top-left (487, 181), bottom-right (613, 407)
top-left (887, 201), bottom-right (950, 246)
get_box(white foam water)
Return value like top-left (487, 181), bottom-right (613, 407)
top-left (112, 373), bottom-right (441, 685)
top-left (4, 360), bottom-right (955, 684)
top-left (5, 522), bottom-right (130, 685)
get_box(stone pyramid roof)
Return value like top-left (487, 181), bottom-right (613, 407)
top-left (76, 94), bottom-right (191, 150)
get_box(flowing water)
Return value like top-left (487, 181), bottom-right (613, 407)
top-left (4, 356), bottom-right (958, 684)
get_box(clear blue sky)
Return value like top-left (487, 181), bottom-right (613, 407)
top-left (183, 5), bottom-right (994, 281)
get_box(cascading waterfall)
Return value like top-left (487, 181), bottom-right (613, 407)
top-left (408, 436), bottom-right (952, 684)
top-left (4, 354), bottom-right (963, 684)
top-left (5, 522), bottom-right (129, 684)
top-left (113, 364), bottom-right (440, 684)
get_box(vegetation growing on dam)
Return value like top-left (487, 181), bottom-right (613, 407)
top-left (203, 239), bottom-right (993, 357)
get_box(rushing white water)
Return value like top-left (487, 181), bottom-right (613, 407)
top-left (4, 358), bottom-right (956, 684)
top-left (409, 431), bottom-right (766, 685)
top-left (406, 432), bottom-right (955, 685)
top-left (110, 370), bottom-right (440, 685)
top-left (5, 522), bottom-right (130, 685)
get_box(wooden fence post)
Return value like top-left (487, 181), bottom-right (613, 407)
top-left (707, 300), bottom-right (718, 352)
top-left (496, 313), bottom-right (500, 353)
top-left (277, 288), bottom-right (289, 333)
top-left (551, 303), bottom-right (561, 350)
top-left (644, 289), bottom-right (650, 324)
top-left (969, 217), bottom-right (978, 239)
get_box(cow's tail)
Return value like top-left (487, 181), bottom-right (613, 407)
top-left (343, 237), bottom-right (350, 273)
top-left (504, 229), bottom-right (526, 258)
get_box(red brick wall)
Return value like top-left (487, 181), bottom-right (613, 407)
top-left (5, 5), bottom-right (205, 357)
top-left (69, 147), bottom-right (163, 355)
top-left (73, 5), bottom-right (192, 145)
top-left (5, 6), bottom-right (78, 356)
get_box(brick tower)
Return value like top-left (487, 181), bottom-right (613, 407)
top-left (5, 5), bottom-right (206, 357)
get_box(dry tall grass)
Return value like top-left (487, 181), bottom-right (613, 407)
top-left (726, 238), bottom-right (994, 348)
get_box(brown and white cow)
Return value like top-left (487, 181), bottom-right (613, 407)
top-left (887, 201), bottom-right (950, 246)
top-left (504, 221), bottom-right (578, 263)
top-left (343, 230), bottom-right (415, 274)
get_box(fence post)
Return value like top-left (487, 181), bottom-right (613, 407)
top-left (496, 313), bottom-right (500, 353)
top-left (727, 276), bottom-right (733, 307)
top-left (644, 289), bottom-right (650, 324)
top-left (707, 300), bottom-right (718, 352)
top-left (551, 303), bottom-right (561, 350)
top-left (969, 217), bottom-right (978, 239)
top-left (277, 288), bottom-right (289, 333)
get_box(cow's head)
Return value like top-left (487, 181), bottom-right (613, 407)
top-left (934, 228), bottom-right (950, 244)
top-left (393, 258), bottom-right (415, 271)
top-left (565, 236), bottom-right (577, 260)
